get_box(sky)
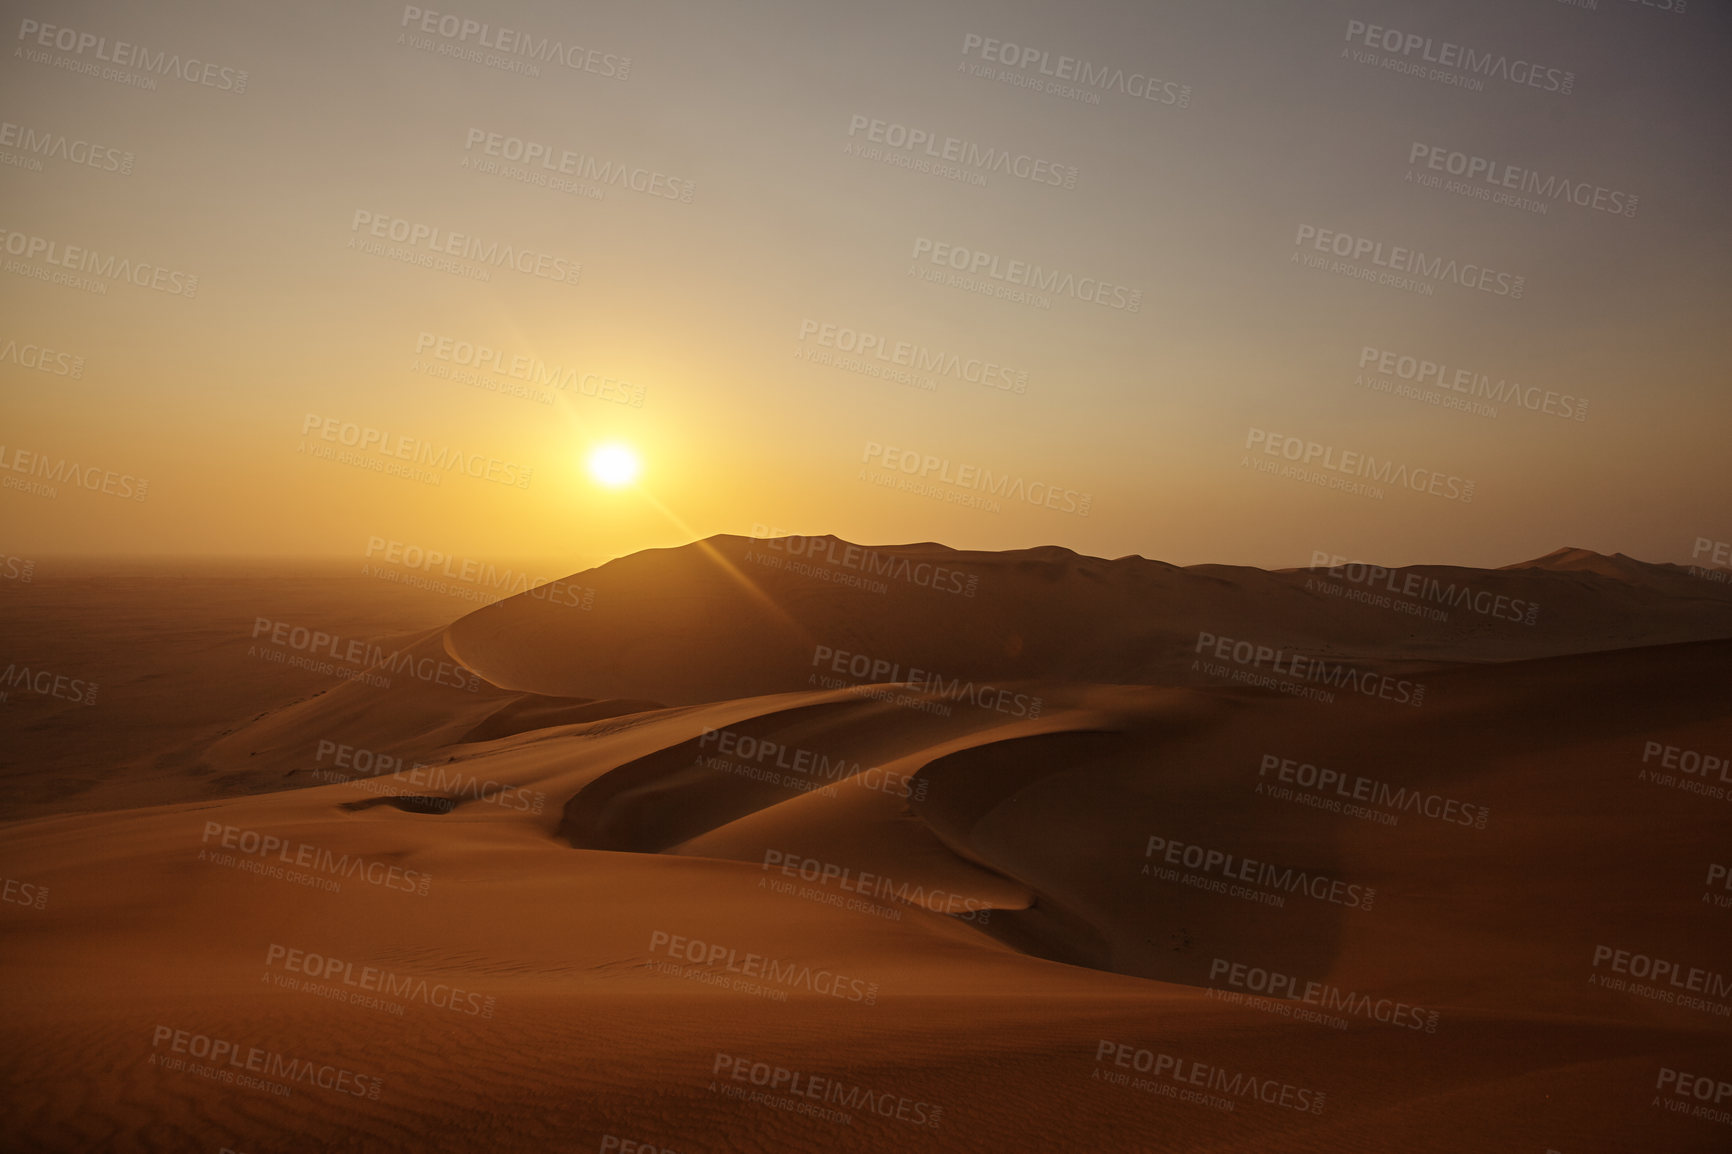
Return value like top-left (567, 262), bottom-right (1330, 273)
top-left (2, 0), bottom-right (1729, 572)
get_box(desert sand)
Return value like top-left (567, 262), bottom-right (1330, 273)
top-left (2, 537), bottom-right (1730, 1152)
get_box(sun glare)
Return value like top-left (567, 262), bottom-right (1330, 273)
top-left (588, 444), bottom-right (641, 488)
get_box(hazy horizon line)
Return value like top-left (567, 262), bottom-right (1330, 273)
top-left (4, 536), bottom-right (1715, 576)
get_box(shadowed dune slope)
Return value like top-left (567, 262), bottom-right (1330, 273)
top-left (444, 535), bottom-right (1732, 704)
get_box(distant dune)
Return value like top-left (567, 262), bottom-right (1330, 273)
top-left (445, 535), bottom-right (1732, 703)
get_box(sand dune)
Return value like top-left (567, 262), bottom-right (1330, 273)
top-left (445, 535), bottom-right (1732, 703)
top-left (2, 540), bottom-right (1729, 1152)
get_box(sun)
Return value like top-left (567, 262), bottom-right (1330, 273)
top-left (587, 443), bottom-right (641, 488)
